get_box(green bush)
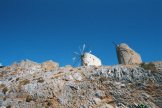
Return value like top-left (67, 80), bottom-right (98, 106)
top-left (137, 104), bottom-right (148, 108)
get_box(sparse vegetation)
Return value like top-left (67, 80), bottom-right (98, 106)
top-left (47, 100), bottom-right (53, 106)
top-left (137, 104), bottom-right (148, 108)
top-left (70, 69), bottom-right (73, 72)
top-left (140, 62), bottom-right (157, 72)
top-left (37, 77), bottom-right (44, 83)
top-left (77, 68), bottom-right (81, 70)
top-left (3, 96), bottom-right (7, 101)
top-left (0, 72), bottom-right (3, 77)
top-left (19, 79), bottom-right (30, 85)
top-left (0, 84), bottom-right (5, 89)
top-left (16, 77), bottom-right (19, 81)
top-left (2, 87), bottom-right (8, 94)
top-left (66, 72), bottom-right (71, 75)
top-left (6, 105), bottom-right (11, 108)
top-left (26, 95), bottom-right (33, 102)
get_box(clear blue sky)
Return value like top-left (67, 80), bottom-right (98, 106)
top-left (0, 0), bottom-right (162, 66)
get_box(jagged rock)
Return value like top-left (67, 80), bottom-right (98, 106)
top-left (8, 59), bottom-right (41, 74)
top-left (100, 104), bottom-right (114, 108)
top-left (15, 59), bottom-right (39, 69)
top-left (82, 53), bottom-right (102, 66)
top-left (116, 43), bottom-right (142, 65)
top-left (41, 60), bottom-right (59, 72)
top-left (93, 97), bottom-right (101, 104)
top-left (72, 72), bottom-right (82, 81)
top-left (0, 60), bottom-right (162, 108)
top-left (63, 74), bottom-right (74, 81)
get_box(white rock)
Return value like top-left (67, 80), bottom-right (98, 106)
top-left (100, 104), bottom-right (114, 108)
top-left (93, 97), bottom-right (101, 104)
top-left (73, 73), bottom-right (82, 81)
top-left (82, 53), bottom-right (102, 66)
top-left (64, 75), bottom-right (74, 81)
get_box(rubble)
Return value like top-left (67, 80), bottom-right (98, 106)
top-left (0, 60), bottom-right (162, 108)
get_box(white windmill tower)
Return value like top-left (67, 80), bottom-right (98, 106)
top-left (73, 44), bottom-right (102, 67)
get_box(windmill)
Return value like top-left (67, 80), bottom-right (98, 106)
top-left (72, 44), bottom-right (91, 66)
top-left (73, 44), bottom-right (101, 67)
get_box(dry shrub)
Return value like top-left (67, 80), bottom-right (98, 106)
top-left (19, 79), bottom-right (30, 85)
top-left (140, 62), bottom-right (158, 72)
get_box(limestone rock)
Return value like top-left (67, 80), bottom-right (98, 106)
top-left (100, 104), bottom-right (114, 108)
top-left (93, 97), bottom-right (101, 104)
top-left (82, 53), bottom-right (102, 66)
top-left (8, 59), bottom-right (41, 74)
top-left (63, 74), bottom-right (74, 81)
top-left (116, 43), bottom-right (142, 65)
top-left (41, 60), bottom-right (59, 72)
top-left (73, 72), bottom-right (82, 81)
top-left (0, 61), bottom-right (162, 108)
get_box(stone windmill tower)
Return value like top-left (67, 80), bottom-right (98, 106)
top-left (73, 44), bottom-right (102, 66)
top-left (115, 43), bottom-right (142, 65)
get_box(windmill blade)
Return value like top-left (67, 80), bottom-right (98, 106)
top-left (79, 46), bottom-right (82, 54)
top-left (82, 44), bottom-right (86, 54)
top-left (84, 44), bottom-right (92, 54)
top-left (72, 57), bottom-right (76, 61)
top-left (74, 52), bottom-right (80, 56)
top-left (77, 58), bottom-right (81, 67)
top-left (112, 42), bottom-right (118, 47)
top-left (72, 56), bottom-right (81, 67)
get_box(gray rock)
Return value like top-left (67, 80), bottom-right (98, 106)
top-left (0, 60), bottom-right (162, 108)
top-left (100, 104), bottom-right (114, 108)
top-left (73, 72), bottom-right (83, 81)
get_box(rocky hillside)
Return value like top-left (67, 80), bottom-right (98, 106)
top-left (0, 60), bottom-right (162, 108)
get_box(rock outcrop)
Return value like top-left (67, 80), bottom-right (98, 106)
top-left (0, 60), bottom-right (162, 108)
top-left (116, 43), bottom-right (142, 65)
top-left (41, 60), bottom-right (59, 72)
top-left (82, 53), bottom-right (102, 66)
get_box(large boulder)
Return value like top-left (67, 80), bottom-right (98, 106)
top-left (116, 43), bottom-right (142, 65)
top-left (41, 60), bottom-right (59, 72)
top-left (81, 53), bottom-right (102, 66)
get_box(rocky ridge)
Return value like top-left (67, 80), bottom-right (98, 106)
top-left (0, 60), bottom-right (162, 108)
